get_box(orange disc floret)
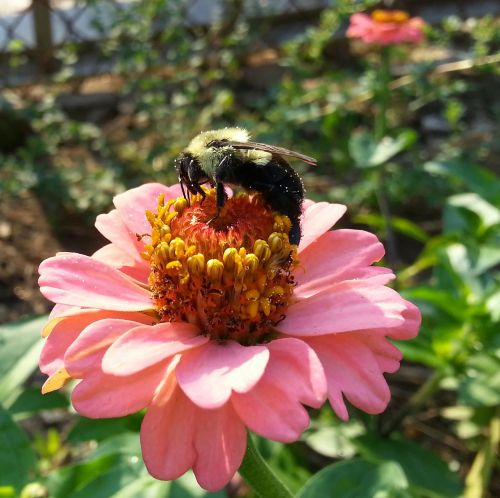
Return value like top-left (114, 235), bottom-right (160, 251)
top-left (142, 189), bottom-right (298, 344)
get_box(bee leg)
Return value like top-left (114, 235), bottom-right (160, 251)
top-left (216, 182), bottom-right (226, 213)
top-left (179, 178), bottom-right (190, 206)
top-left (187, 183), bottom-right (205, 204)
top-left (207, 182), bottom-right (225, 224)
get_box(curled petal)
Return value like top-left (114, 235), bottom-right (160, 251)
top-left (177, 341), bottom-right (269, 409)
top-left (102, 322), bottom-right (208, 376)
top-left (277, 281), bottom-right (407, 336)
top-left (232, 338), bottom-right (327, 442)
top-left (39, 253), bottom-right (153, 311)
top-left (299, 202), bottom-right (346, 252)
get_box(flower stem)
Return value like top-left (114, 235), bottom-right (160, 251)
top-left (239, 433), bottom-right (294, 498)
top-left (375, 47), bottom-right (391, 141)
top-left (374, 46), bottom-right (398, 265)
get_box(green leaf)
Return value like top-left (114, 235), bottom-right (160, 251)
top-left (254, 438), bottom-right (311, 493)
top-left (46, 442), bottom-right (224, 498)
top-left (9, 387), bottom-right (68, 416)
top-left (354, 435), bottom-right (463, 498)
top-left (298, 459), bottom-right (410, 498)
top-left (68, 414), bottom-right (142, 443)
top-left (354, 213), bottom-right (430, 242)
top-left (349, 130), bottom-right (417, 169)
top-left (62, 458), bottom-right (146, 498)
top-left (486, 290), bottom-right (500, 321)
top-left (445, 193), bottom-right (500, 234)
top-left (0, 316), bottom-right (46, 405)
top-left (404, 287), bottom-right (466, 320)
top-left (0, 487), bottom-right (16, 498)
top-left (0, 405), bottom-right (36, 492)
top-left (304, 420), bottom-right (364, 459)
top-left (424, 160), bottom-right (500, 205)
top-left (459, 354), bottom-right (500, 407)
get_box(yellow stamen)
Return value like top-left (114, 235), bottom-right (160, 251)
top-left (207, 259), bottom-right (224, 283)
top-left (144, 190), bottom-right (298, 343)
top-left (253, 240), bottom-right (271, 263)
top-left (187, 253), bottom-right (205, 275)
top-left (371, 9), bottom-right (410, 23)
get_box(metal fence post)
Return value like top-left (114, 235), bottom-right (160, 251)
top-left (32, 0), bottom-right (54, 73)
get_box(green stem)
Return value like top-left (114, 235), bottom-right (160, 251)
top-left (239, 433), bottom-right (294, 498)
top-left (375, 47), bottom-right (391, 141)
top-left (464, 409), bottom-right (500, 498)
top-left (374, 46), bottom-right (398, 265)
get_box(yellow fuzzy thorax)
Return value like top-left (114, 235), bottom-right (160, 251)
top-left (184, 128), bottom-right (272, 170)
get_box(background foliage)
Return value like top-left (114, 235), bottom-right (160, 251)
top-left (0, 0), bottom-right (499, 496)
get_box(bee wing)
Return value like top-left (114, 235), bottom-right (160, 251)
top-left (214, 140), bottom-right (317, 166)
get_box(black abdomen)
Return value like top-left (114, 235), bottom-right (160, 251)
top-left (216, 155), bottom-right (304, 244)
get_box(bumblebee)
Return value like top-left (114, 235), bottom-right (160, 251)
top-left (175, 128), bottom-right (316, 245)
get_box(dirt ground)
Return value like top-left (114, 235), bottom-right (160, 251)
top-left (0, 191), bottom-right (61, 323)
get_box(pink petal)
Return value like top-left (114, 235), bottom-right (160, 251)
top-left (298, 202), bottom-right (346, 252)
top-left (266, 338), bottom-right (327, 407)
top-left (39, 252), bottom-right (153, 311)
top-left (276, 281), bottom-right (407, 336)
top-left (141, 372), bottom-right (197, 481)
top-left (92, 244), bottom-right (150, 283)
top-left (102, 322), bottom-right (208, 376)
top-left (95, 209), bottom-right (145, 262)
top-left (295, 229), bottom-right (387, 298)
top-left (113, 183), bottom-right (182, 236)
top-left (350, 300), bottom-right (421, 341)
top-left (64, 318), bottom-right (151, 377)
top-left (40, 316), bottom-right (84, 376)
top-left (71, 363), bottom-right (167, 418)
top-left (92, 243), bottom-right (136, 267)
top-left (40, 310), bottom-right (147, 375)
top-left (141, 371), bottom-right (246, 492)
top-left (177, 341), bottom-right (269, 409)
top-left (307, 333), bottom-right (403, 419)
top-left (192, 400), bottom-right (246, 491)
top-left (232, 338), bottom-right (327, 442)
top-left (48, 303), bottom-right (76, 320)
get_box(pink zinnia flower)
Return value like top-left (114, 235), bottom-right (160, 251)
top-left (347, 10), bottom-right (425, 46)
top-left (38, 183), bottom-right (420, 491)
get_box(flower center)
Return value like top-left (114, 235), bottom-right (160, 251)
top-left (141, 189), bottom-right (298, 344)
top-left (371, 9), bottom-right (410, 24)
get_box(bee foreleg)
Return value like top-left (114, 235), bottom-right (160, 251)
top-left (216, 182), bottom-right (226, 213)
top-left (207, 182), bottom-right (226, 225)
top-left (179, 178), bottom-right (190, 206)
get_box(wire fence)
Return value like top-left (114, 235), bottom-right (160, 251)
top-left (0, 0), bottom-right (330, 88)
top-left (1, 0), bottom-right (498, 89)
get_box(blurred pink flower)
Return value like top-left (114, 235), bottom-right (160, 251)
top-left (347, 10), bottom-right (425, 46)
top-left (38, 183), bottom-right (420, 491)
